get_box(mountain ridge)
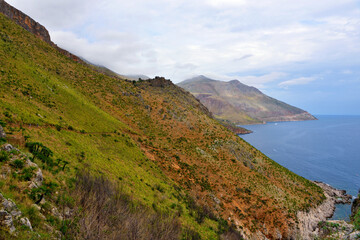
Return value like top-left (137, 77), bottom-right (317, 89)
top-left (178, 75), bottom-right (316, 125)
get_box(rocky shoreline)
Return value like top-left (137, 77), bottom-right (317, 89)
top-left (296, 181), bottom-right (353, 239)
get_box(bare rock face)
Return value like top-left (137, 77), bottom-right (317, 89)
top-left (0, 0), bottom-right (84, 64)
top-left (296, 182), bottom-right (352, 239)
top-left (0, 0), bottom-right (51, 43)
top-left (0, 125), bottom-right (5, 139)
top-left (0, 210), bottom-right (15, 234)
top-left (317, 220), bottom-right (357, 239)
top-left (0, 193), bottom-right (34, 234)
top-left (20, 217), bottom-right (33, 231)
top-left (314, 181), bottom-right (352, 204)
top-left (1, 143), bottom-right (15, 152)
top-left (34, 168), bottom-right (43, 186)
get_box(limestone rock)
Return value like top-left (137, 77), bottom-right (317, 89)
top-left (20, 217), bottom-right (33, 231)
top-left (28, 181), bottom-right (38, 189)
top-left (0, 125), bottom-right (5, 138)
top-left (1, 143), bottom-right (14, 152)
top-left (315, 181), bottom-right (352, 204)
top-left (0, 210), bottom-right (15, 233)
top-left (349, 231), bottom-right (360, 240)
top-left (34, 168), bottom-right (43, 186)
top-left (296, 182), bottom-right (353, 239)
top-left (51, 206), bottom-right (63, 221)
top-left (0, 194), bottom-right (22, 220)
top-left (26, 158), bottom-right (38, 168)
top-left (64, 206), bottom-right (73, 218)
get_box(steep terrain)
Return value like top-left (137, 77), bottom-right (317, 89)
top-left (0, 3), bottom-right (327, 239)
top-left (178, 76), bottom-right (316, 125)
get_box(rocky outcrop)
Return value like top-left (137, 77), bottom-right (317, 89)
top-left (317, 220), bottom-right (360, 239)
top-left (0, 0), bottom-right (83, 64)
top-left (1, 143), bottom-right (16, 152)
top-left (0, 193), bottom-right (33, 233)
top-left (296, 182), bottom-right (352, 239)
top-left (0, 210), bottom-right (15, 233)
top-left (0, 125), bottom-right (5, 139)
top-left (0, 0), bottom-right (51, 43)
top-left (148, 76), bottom-right (173, 88)
top-left (314, 181), bottom-right (352, 204)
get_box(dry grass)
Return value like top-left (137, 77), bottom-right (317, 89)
top-left (64, 171), bottom-right (181, 240)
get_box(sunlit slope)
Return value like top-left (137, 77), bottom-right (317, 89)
top-left (0, 13), bottom-right (324, 238)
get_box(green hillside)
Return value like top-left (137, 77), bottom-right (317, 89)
top-left (0, 11), bottom-right (324, 239)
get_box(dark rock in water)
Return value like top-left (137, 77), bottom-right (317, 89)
top-left (0, 125), bottom-right (5, 139)
top-left (351, 191), bottom-right (360, 219)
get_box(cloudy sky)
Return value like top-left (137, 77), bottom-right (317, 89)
top-left (7, 0), bottom-right (360, 115)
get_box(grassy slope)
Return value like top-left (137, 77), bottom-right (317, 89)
top-left (0, 13), bottom-right (324, 239)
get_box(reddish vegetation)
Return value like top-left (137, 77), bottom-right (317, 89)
top-left (86, 78), bottom-right (323, 238)
top-left (0, 2), bottom-right (325, 237)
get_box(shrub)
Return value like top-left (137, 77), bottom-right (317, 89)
top-left (19, 167), bottom-right (35, 181)
top-left (0, 151), bottom-right (9, 162)
top-left (63, 171), bottom-right (181, 240)
top-left (0, 119), bottom-right (6, 127)
top-left (181, 227), bottom-right (201, 240)
top-left (55, 124), bottom-right (61, 131)
top-left (354, 210), bottom-right (360, 230)
top-left (11, 159), bottom-right (24, 169)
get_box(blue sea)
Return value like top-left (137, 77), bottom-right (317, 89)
top-left (240, 115), bottom-right (360, 220)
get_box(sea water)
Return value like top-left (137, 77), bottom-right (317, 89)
top-left (240, 115), bottom-right (360, 220)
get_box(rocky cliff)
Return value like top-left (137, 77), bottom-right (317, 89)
top-left (296, 182), bottom-right (352, 239)
top-left (0, 0), bottom-right (51, 43)
top-left (0, 0), bottom-right (84, 63)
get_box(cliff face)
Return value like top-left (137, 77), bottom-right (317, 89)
top-left (0, 0), bottom-right (51, 43)
top-left (0, 0), bottom-right (83, 63)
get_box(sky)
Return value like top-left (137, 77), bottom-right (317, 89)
top-left (6, 0), bottom-right (360, 115)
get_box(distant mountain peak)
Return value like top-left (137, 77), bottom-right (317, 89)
top-left (178, 76), bottom-right (316, 124)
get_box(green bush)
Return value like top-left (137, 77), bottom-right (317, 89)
top-left (11, 159), bottom-right (24, 169)
top-left (0, 119), bottom-right (6, 127)
top-left (0, 151), bottom-right (9, 162)
top-left (55, 124), bottom-right (61, 131)
top-left (354, 210), bottom-right (360, 230)
top-left (19, 167), bottom-right (35, 181)
top-left (181, 227), bottom-right (201, 240)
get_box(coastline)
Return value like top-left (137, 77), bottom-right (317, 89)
top-left (296, 181), bottom-right (352, 239)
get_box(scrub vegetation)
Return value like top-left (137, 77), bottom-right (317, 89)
top-left (0, 12), bottom-right (325, 239)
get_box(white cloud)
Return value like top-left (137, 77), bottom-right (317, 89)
top-left (6, 0), bottom-right (360, 83)
top-left (279, 77), bottom-right (317, 88)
